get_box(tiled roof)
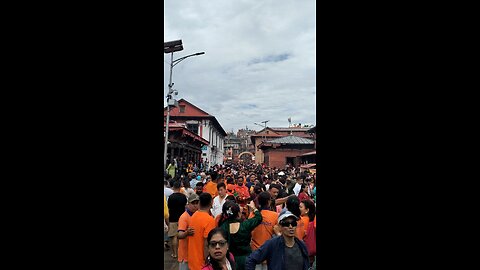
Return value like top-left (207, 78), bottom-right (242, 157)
top-left (269, 127), bottom-right (311, 131)
top-left (265, 135), bottom-right (314, 144)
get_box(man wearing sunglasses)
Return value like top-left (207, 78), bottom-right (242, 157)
top-left (245, 210), bottom-right (310, 270)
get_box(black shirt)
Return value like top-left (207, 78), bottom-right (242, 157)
top-left (167, 192), bottom-right (187, 222)
top-left (284, 241), bottom-right (304, 270)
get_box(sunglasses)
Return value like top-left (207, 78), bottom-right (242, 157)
top-left (208, 240), bottom-right (228, 248)
top-left (280, 220), bottom-right (298, 227)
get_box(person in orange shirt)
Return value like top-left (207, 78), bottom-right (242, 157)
top-left (203, 172), bottom-right (219, 198)
top-left (177, 193), bottom-right (200, 270)
top-left (249, 192), bottom-right (278, 270)
top-left (188, 193), bottom-right (216, 270)
top-left (234, 175), bottom-right (250, 206)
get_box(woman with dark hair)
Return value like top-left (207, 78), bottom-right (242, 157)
top-left (300, 199), bottom-right (316, 223)
top-left (298, 183), bottom-right (312, 202)
top-left (300, 199), bottom-right (316, 265)
top-left (202, 227), bottom-right (236, 270)
top-left (219, 200), bottom-right (262, 270)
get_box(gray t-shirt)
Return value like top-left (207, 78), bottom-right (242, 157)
top-left (284, 242), bottom-right (304, 270)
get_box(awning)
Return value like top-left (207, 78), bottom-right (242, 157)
top-left (300, 163), bottom-right (316, 168)
top-left (301, 151), bottom-right (316, 156)
top-left (165, 126), bottom-right (210, 145)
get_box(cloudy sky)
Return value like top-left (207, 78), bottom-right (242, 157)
top-left (164, 0), bottom-right (316, 133)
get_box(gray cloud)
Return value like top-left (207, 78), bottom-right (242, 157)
top-left (165, 0), bottom-right (316, 132)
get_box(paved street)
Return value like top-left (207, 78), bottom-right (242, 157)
top-left (164, 246), bottom-right (178, 270)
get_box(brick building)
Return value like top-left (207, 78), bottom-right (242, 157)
top-left (258, 135), bottom-right (315, 169)
top-left (250, 127), bottom-right (313, 164)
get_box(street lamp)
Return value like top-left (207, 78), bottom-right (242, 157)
top-left (164, 39), bottom-right (205, 170)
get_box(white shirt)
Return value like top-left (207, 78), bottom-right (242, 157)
top-left (293, 183), bottom-right (302, 196)
top-left (226, 258), bottom-right (232, 270)
top-left (211, 195), bottom-right (227, 218)
top-left (164, 187), bottom-right (173, 199)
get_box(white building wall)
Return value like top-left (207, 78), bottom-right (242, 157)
top-left (200, 119), bottom-right (225, 169)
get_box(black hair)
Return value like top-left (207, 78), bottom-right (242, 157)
top-left (173, 180), bottom-right (181, 189)
top-left (253, 184), bottom-right (263, 195)
top-left (302, 199), bottom-right (316, 222)
top-left (269, 183), bottom-right (282, 191)
top-left (300, 183), bottom-right (307, 191)
top-left (225, 195), bottom-right (236, 203)
top-left (183, 179), bottom-right (191, 189)
top-left (286, 195), bottom-right (301, 219)
top-left (226, 177), bottom-right (234, 184)
top-left (217, 182), bottom-right (226, 190)
top-left (196, 182), bottom-right (204, 187)
top-left (218, 201), bottom-right (241, 226)
top-left (210, 171), bottom-right (218, 181)
top-left (199, 192), bottom-right (213, 208)
top-left (257, 192), bottom-right (271, 208)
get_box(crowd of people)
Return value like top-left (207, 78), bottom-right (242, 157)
top-left (164, 161), bottom-right (317, 270)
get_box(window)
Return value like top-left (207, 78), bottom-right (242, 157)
top-left (179, 105), bottom-right (186, 113)
top-left (186, 123), bottom-right (199, 134)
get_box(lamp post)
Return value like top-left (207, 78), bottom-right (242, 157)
top-left (164, 39), bottom-right (205, 170)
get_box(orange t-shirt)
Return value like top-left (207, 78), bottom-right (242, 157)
top-left (296, 217), bottom-right (306, 240)
top-left (177, 210), bottom-right (193, 262)
top-left (203, 181), bottom-right (218, 198)
top-left (234, 185), bottom-right (250, 199)
top-left (300, 216), bottom-right (310, 239)
top-left (250, 210), bottom-right (278, 250)
top-left (187, 211), bottom-right (216, 270)
top-left (226, 184), bottom-right (236, 195)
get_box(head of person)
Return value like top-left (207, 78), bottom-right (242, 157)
top-left (236, 175), bottom-right (244, 186)
top-left (183, 179), bottom-right (191, 189)
top-left (199, 192), bottom-right (213, 210)
top-left (206, 227), bottom-right (234, 270)
top-left (269, 184), bottom-right (281, 199)
top-left (226, 176), bottom-right (234, 185)
top-left (249, 174), bottom-right (256, 183)
top-left (217, 182), bottom-right (227, 198)
top-left (253, 184), bottom-right (263, 195)
top-left (257, 191), bottom-right (271, 209)
top-left (187, 193), bottom-right (200, 212)
top-left (221, 201), bottom-right (241, 221)
top-left (300, 183), bottom-right (308, 193)
top-left (196, 182), bottom-right (204, 195)
top-left (173, 180), bottom-right (182, 190)
top-left (210, 171), bottom-right (218, 183)
top-left (278, 210), bottom-right (299, 238)
top-left (296, 176), bottom-right (304, 184)
top-left (286, 195), bottom-right (301, 218)
top-left (225, 195), bottom-right (236, 203)
top-left (300, 199), bottom-right (316, 222)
